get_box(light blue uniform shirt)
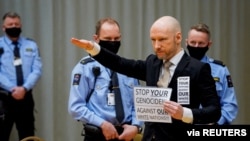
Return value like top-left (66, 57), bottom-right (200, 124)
top-left (0, 35), bottom-right (42, 92)
top-left (68, 56), bottom-right (143, 127)
top-left (201, 55), bottom-right (238, 125)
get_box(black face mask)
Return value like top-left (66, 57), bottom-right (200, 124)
top-left (187, 45), bottom-right (209, 60)
top-left (5, 27), bottom-right (22, 38)
top-left (99, 40), bottom-right (121, 54)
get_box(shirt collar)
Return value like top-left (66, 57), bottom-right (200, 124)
top-left (166, 48), bottom-right (184, 66)
top-left (4, 35), bottom-right (21, 46)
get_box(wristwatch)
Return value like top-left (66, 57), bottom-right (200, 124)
top-left (133, 125), bottom-right (143, 133)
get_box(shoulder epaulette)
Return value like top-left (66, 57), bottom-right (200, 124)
top-left (26, 38), bottom-right (35, 41)
top-left (80, 57), bottom-right (94, 65)
top-left (213, 59), bottom-right (225, 67)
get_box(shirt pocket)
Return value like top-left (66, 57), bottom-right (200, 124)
top-left (23, 50), bottom-right (35, 57)
top-left (22, 51), bottom-right (35, 67)
top-left (1, 51), bottom-right (13, 65)
top-left (122, 79), bottom-right (135, 90)
top-left (94, 78), bottom-right (110, 93)
top-left (121, 78), bottom-right (136, 104)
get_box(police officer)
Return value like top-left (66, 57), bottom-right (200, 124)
top-left (0, 11), bottom-right (42, 140)
top-left (68, 17), bottom-right (143, 141)
top-left (186, 23), bottom-right (238, 125)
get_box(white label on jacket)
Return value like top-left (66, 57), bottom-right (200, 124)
top-left (177, 76), bottom-right (190, 104)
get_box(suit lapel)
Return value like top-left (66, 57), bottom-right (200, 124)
top-left (169, 53), bottom-right (190, 85)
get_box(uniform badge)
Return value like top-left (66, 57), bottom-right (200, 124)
top-left (213, 77), bottom-right (220, 82)
top-left (73, 74), bottom-right (81, 85)
top-left (26, 48), bottom-right (33, 52)
top-left (226, 75), bottom-right (233, 87)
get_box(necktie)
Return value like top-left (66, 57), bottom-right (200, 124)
top-left (111, 71), bottom-right (124, 123)
top-left (157, 61), bottom-right (172, 88)
top-left (13, 41), bottom-right (24, 86)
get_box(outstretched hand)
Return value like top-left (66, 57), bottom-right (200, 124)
top-left (71, 38), bottom-right (94, 50)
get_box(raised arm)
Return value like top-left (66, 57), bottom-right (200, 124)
top-left (71, 38), bottom-right (94, 50)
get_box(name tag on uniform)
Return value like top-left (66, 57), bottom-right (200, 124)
top-left (107, 93), bottom-right (115, 106)
top-left (13, 58), bottom-right (22, 66)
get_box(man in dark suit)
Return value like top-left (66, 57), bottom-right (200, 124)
top-left (70, 16), bottom-right (221, 141)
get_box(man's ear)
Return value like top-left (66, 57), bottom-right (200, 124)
top-left (2, 25), bottom-right (5, 32)
top-left (208, 41), bottom-right (212, 48)
top-left (93, 34), bottom-right (99, 42)
top-left (175, 32), bottom-right (182, 44)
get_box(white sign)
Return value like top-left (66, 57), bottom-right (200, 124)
top-left (177, 76), bottom-right (190, 104)
top-left (134, 86), bottom-right (172, 123)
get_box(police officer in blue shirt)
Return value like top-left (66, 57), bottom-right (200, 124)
top-left (68, 17), bottom-right (143, 141)
top-left (186, 23), bottom-right (238, 125)
top-left (0, 12), bottom-right (42, 141)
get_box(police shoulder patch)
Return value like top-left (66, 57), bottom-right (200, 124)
top-left (80, 57), bottom-right (94, 65)
top-left (212, 59), bottom-right (225, 67)
top-left (226, 75), bottom-right (234, 87)
top-left (73, 73), bottom-right (81, 85)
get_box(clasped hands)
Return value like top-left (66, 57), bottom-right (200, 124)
top-left (101, 121), bottom-right (138, 141)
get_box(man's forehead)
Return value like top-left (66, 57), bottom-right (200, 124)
top-left (4, 17), bottom-right (20, 23)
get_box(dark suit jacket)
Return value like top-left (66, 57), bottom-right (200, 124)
top-left (93, 49), bottom-right (221, 141)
